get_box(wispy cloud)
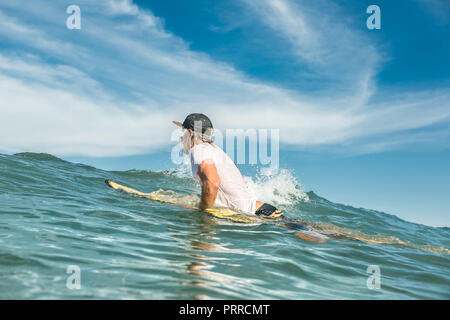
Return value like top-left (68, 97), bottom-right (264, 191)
top-left (0, 0), bottom-right (448, 157)
top-left (240, 0), bottom-right (381, 97)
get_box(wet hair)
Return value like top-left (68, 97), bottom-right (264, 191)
top-left (193, 128), bottom-right (214, 144)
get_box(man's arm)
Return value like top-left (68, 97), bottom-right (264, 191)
top-left (197, 159), bottom-right (220, 210)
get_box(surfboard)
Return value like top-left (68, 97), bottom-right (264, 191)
top-left (105, 179), bottom-right (329, 242)
top-left (105, 179), bottom-right (261, 223)
top-left (103, 180), bottom-right (450, 251)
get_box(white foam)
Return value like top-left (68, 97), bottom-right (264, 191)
top-left (244, 169), bottom-right (309, 206)
top-left (169, 157), bottom-right (309, 206)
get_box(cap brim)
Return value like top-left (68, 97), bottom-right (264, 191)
top-left (172, 121), bottom-right (183, 128)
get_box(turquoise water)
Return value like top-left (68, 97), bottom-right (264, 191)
top-left (0, 152), bottom-right (449, 299)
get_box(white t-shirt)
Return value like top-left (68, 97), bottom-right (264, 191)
top-left (190, 143), bottom-right (256, 214)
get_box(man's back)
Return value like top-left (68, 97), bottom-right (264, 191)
top-left (190, 143), bottom-right (256, 214)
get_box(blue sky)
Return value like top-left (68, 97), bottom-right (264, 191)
top-left (0, 0), bottom-right (449, 226)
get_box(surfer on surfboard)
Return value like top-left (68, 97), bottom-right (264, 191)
top-left (105, 118), bottom-right (419, 245)
top-left (173, 113), bottom-right (283, 219)
top-left (107, 113), bottom-right (330, 242)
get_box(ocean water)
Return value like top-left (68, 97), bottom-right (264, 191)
top-left (0, 152), bottom-right (449, 299)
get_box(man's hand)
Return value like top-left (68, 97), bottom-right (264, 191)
top-left (197, 159), bottom-right (220, 210)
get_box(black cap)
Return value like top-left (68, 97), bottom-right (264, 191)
top-left (173, 113), bottom-right (213, 133)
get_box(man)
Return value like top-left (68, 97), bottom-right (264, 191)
top-left (173, 113), bottom-right (283, 218)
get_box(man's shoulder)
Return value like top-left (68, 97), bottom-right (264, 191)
top-left (191, 143), bottom-right (214, 162)
top-left (191, 143), bottom-right (222, 154)
top-left (190, 143), bottom-right (227, 164)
